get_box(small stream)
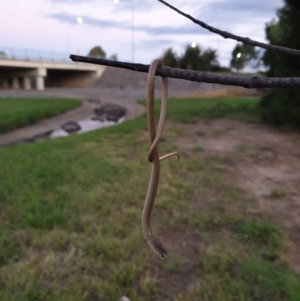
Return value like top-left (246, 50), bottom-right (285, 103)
top-left (49, 116), bottom-right (125, 139)
top-left (2, 103), bottom-right (127, 148)
top-left (3, 117), bottom-right (125, 148)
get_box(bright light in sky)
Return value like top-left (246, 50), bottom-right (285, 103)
top-left (113, 0), bottom-right (119, 4)
top-left (237, 52), bottom-right (242, 58)
top-left (76, 17), bottom-right (83, 24)
top-left (191, 41), bottom-right (197, 48)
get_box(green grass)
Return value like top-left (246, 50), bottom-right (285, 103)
top-left (239, 218), bottom-right (283, 246)
top-left (188, 253), bottom-right (300, 301)
top-left (139, 96), bottom-right (261, 123)
top-left (192, 146), bottom-right (204, 153)
top-left (269, 189), bottom-right (287, 200)
top-left (0, 96), bottom-right (298, 300)
top-left (0, 97), bottom-right (81, 134)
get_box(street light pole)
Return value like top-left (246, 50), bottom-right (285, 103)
top-left (114, 0), bottom-right (134, 62)
top-left (66, 17), bottom-right (83, 55)
top-left (131, 0), bottom-right (135, 63)
top-left (67, 24), bottom-right (71, 54)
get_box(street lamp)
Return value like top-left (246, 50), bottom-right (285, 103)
top-left (191, 41), bottom-right (197, 48)
top-left (114, 0), bottom-right (134, 63)
top-left (67, 17), bottom-right (84, 54)
top-left (76, 17), bottom-right (83, 24)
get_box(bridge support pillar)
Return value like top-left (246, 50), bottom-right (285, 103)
top-left (12, 78), bottom-right (20, 90)
top-left (36, 76), bottom-right (44, 91)
top-left (2, 79), bottom-right (9, 89)
top-left (23, 77), bottom-right (31, 90)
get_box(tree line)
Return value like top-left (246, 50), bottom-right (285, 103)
top-left (259, 0), bottom-right (300, 128)
top-left (87, 43), bottom-right (259, 73)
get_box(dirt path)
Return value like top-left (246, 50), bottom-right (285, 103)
top-left (0, 88), bottom-right (146, 146)
top-left (167, 118), bottom-right (300, 273)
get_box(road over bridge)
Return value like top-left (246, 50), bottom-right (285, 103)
top-left (0, 47), bottom-right (106, 91)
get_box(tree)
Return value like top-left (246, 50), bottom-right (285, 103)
top-left (259, 0), bottom-right (300, 127)
top-left (230, 44), bottom-right (244, 71)
top-left (109, 54), bottom-right (118, 61)
top-left (230, 43), bottom-right (258, 72)
top-left (160, 48), bottom-right (178, 68)
top-left (88, 46), bottom-right (106, 59)
top-left (179, 45), bottom-right (201, 70)
top-left (179, 44), bottom-right (220, 71)
top-left (200, 48), bottom-right (219, 71)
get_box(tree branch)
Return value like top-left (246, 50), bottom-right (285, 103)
top-left (157, 0), bottom-right (300, 57)
top-left (70, 55), bottom-right (300, 88)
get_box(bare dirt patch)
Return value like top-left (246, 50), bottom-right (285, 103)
top-left (166, 118), bottom-right (300, 273)
top-left (179, 86), bottom-right (262, 99)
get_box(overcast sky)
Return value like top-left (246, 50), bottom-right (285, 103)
top-left (0, 0), bottom-right (283, 67)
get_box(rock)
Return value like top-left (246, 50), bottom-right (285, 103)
top-left (8, 138), bottom-right (33, 146)
top-left (86, 98), bottom-right (101, 104)
top-left (93, 104), bottom-right (127, 122)
top-left (106, 113), bottom-right (119, 122)
top-left (33, 131), bottom-right (53, 141)
top-left (92, 115), bottom-right (106, 122)
top-left (62, 121), bottom-right (81, 133)
top-left (120, 296), bottom-right (130, 301)
top-left (94, 108), bottom-right (105, 116)
top-left (101, 104), bottom-right (127, 115)
top-left (113, 108), bottom-right (127, 118)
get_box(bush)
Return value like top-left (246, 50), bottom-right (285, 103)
top-left (260, 88), bottom-right (300, 127)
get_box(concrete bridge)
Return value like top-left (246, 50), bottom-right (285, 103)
top-left (0, 47), bottom-right (106, 91)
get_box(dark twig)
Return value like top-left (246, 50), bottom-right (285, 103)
top-left (70, 55), bottom-right (300, 88)
top-left (158, 0), bottom-right (300, 57)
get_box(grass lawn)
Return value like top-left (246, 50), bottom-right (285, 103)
top-left (1, 97), bottom-right (299, 300)
top-left (140, 96), bottom-right (261, 123)
top-left (0, 98), bottom-right (82, 134)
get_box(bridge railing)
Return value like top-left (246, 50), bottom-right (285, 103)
top-left (0, 46), bottom-right (75, 63)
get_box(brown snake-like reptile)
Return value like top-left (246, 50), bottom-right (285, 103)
top-left (142, 59), bottom-right (180, 260)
